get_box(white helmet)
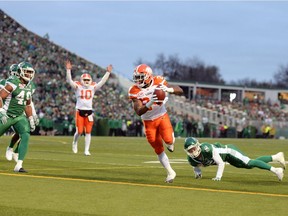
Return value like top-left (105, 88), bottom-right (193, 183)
top-left (184, 137), bottom-right (202, 158)
top-left (18, 61), bottom-right (35, 81)
top-left (80, 73), bottom-right (92, 87)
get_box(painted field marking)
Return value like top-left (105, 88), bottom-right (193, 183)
top-left (0, 172), bottom-right (287, 198)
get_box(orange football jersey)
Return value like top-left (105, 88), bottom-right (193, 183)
top-left (128, 76), bottom-right (168, 120)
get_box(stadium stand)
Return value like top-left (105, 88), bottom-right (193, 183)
top-left (1, 9), bottom-right (288, 138)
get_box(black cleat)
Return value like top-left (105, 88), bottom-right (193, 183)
top-left (17, 168), bottom-right (28, 173)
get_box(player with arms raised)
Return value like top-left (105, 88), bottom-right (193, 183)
top-left (65, 60), bottom-right (113, 155)
top-left (128, 64), bottom-right (183, 183)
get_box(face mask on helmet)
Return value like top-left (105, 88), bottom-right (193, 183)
top-left (18, 61), bottom-right (35, 82)
top-left (133, 64), bottom-right (153, 88)
top-left (81, 73), bottom-right (92, 87)
top-left (9, 64), bottom-right (20, 77)
top-left (184, 137), bottom-right (201, 158)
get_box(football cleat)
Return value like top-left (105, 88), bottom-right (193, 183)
top-left (274, 167), bottom-right (284, 181)
top-left (165, 170), bottom-right (176, 183)
top-left (17, 168), bottom-right (27, 173)
top-left (5, 147), bottom-right (13, 161)
top-left (166, 144), bottom-right (174, 152)
top-left (84, 151), bottom-right (91, 156)
top-left (14, 166), bottom-right (27, 173)
top-left (275, 152), bottom-right (286, 170)
top-left (72, 142), bottom-right (78, 154)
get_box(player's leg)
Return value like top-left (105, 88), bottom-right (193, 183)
top-left (248, 159), bottom-right (284, 181)
top-left (159, 113), bottom-right (175, 152)
top-left (144, 119), bottom-right (176, 183)
top-left (6, 132), bottom-right (20, 161)
top-left (83, 116), bottom-right (93, 156)
top-left (12, 116), bottom-right (30, 172)
top-left (227, 145), bottom-right (284, 181)
top-left (72, 111), bottom-right (84, 153)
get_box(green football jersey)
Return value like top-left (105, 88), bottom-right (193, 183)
top-left (0, 78), bottom-right (6, 88)
top-left (3, 76), bottom-right (36, 117)
top-left (187, 142), bottom-right (227, 167)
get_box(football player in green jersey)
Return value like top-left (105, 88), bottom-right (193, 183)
top-left (0, 64), bottom-right (21, 162)
top-left (0, 64), bottom-right (39, 163)
top-left (0, 61), bottom-right (37, 172)
top-left (184, 137), bottom-right (285, 181)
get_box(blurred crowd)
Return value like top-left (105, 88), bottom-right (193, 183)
top-left (0, 9), bottom-right (139, 135)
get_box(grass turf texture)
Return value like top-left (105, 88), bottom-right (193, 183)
top-left (0, 136), bottom-right (287, 216)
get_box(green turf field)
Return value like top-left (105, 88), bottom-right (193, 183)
top-left (0, 136), bottom-right (287, 216)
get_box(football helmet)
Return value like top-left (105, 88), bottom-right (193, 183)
top-left (80, 73), bottom-right (92, 87)
top-left (9, 64), bottom-right (19, 77)
top-left (133, 64), bottom-right (153, 88)
top-left (184, 137), bottom-right (201, 158)
top-left (18, 61), bottom-right (35, 82)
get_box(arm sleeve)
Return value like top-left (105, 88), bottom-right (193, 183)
top-left (30, 101), bottom-right (37, 116)
top-left (66, 69), bottom-right (77, 89)
top-left (95, 72), bottom-right (110, 90)
top-left (212, 147), bottom-right (225, 179)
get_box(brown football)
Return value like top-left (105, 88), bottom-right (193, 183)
top-left (154, 86), bottom-right (166, 104)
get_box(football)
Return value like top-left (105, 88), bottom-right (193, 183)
top-left (154, 86), bottom-right (166, 105)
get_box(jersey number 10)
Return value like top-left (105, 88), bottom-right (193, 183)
top-left (80, 89), bottom-right (92, 100)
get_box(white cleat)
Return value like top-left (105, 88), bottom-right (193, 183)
top-left (13, 153), bottom-right (19, 162)
top-left (275, 152), bottom-right (286, 170)
top-left (84, 151), bottom-right (91, 156)
top-left (165, 170), bottom-right (176, 183)
top-left (72, 143), bottom-right (78, 154)
top-left (5, 147), bottom-right (13, 161)
top-left (274, 167), bottom-right (284, 181)
top-left (166, 144), bottom-right (174, 152)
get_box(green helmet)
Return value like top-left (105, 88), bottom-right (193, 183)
top-left (9, 64), bottom-right (20, 77)
top-left (18, 61), bottom-right (35, 82)
top-left (184, 137), bottom-right (201, 158)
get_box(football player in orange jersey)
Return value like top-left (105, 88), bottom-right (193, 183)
top-left (128, 64), bottom-right (183, 183)
top-left (65, 60), bottom-right (113, 156)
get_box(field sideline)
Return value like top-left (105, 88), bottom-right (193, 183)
top-left (0, 136), bottom-right (287, 216)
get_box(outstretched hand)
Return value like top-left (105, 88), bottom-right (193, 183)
top-left (145, 94), bottom-right (158, 109)
top-left (65, 60), bottom-right (72, 70)
top-left (106, 64), bottom-right (113, 73)
top-left (159, 84), bottom-right (174, 93)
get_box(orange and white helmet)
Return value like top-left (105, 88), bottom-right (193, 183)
top-left (80, 73), bottom-right (92, 87)
top-left (133, 64), bottom-right (153, 88)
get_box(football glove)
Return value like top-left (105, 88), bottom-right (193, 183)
top-left (212, 177), bottom-right (221, 181)
top-left (193, 167), bottom-right (202, 179)
top-left (28, 116), bottom-right (36, 132)
top-left (0, 108), bottom-right (8, 124)
top-left (145, 94), bottom-right (158, 108)
top-left (159, 84), bottom-right (174, 93)
top-left (33, 114), bottom-right (40, 126)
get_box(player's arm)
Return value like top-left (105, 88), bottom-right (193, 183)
top-left (95, 64), bottom-right (113, 90)
top-left (167, 84), bottom-right (184, 95)
top-left (25, 99), bottom-right (36, 132)
top-left (0, 84), bottom-right (13, 107)
top-left (211, 147), bottom-right (225, 181)
top-left (193, 166), bottom-right (202, 179)
top-left (131, 98), bottom-right (150, 116)
top-left (30, 100), bottom-right (39, 125)
top-left (131, 94), bottom-right (158, 116)
top-left (25, 99), bottom-right (33, 118)
top-left (159, 83), bottom-right (184, 95)
top-left (65, 60), bottom-right (77, 89)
